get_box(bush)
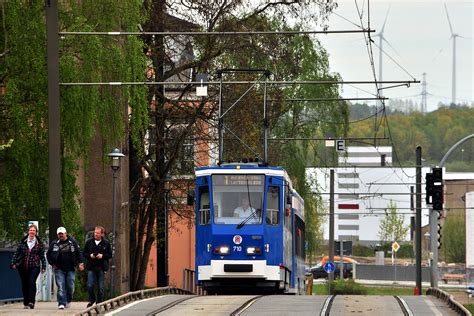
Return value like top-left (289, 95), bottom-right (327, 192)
top-left (379, 242), bottom-right (413, 259)
top-left (352, 244), bottom-right (374, 257)
top-left (327, 279), bottom-right (368, 295)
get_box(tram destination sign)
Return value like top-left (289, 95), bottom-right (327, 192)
top-left (223, 175), bottom-right (263, 185)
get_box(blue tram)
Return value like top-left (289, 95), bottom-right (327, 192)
top-left (194, 162), bottom-right (305, 294)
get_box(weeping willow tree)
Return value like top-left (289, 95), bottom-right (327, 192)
top-left (0, 0), bottom-right (147, 242)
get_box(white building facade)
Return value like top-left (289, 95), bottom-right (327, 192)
top-left (306, 146), bottom-right (431, 245)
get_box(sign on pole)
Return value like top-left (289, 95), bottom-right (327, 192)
top-left (392, 241), bottom-right (400, 253)
top-left (336, 139), bottom-right (345, 152)
top-left (28, 220), bottom-right (39, 230)
top-left (324, 261), bottom-right (335, 273)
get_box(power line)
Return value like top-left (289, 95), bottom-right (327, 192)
top-left (59, 29), bottom-right (375, 36)
top-left (59, 80), bottom-right (419, 86)
top-left (268, 97), bottom-right (388, 102)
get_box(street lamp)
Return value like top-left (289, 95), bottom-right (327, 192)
top-left (107, 148), bottom-right (125, 297)
top-left (157, 175), bottom-right (171, 287)
top-left (164, 178), bottom-right (171, 286)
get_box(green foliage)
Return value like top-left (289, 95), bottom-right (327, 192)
top-left (377, 201), bottom-right (409, 243)
top-left (464, 304), bottom-right (474, 314)
top-left (0, 1), bottom-right (146, 241)
top-left (352, 244), bottom-right (374, 257)
top-left (314, 283), bottom-right (426, 295)
top-left (441, 211), bottom-right (465, 263)
top-left (379, 242), bottom-right (414, 259)
top-left (327, 279), bottom-right (368, 295)
top-left (348, 105), bottom-right (474, 170)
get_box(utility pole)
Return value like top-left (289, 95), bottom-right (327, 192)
top-left (329, 169), bottom-right (335, 283)
top-left (429, 205), bottom-right (438, 288)
top-left (46, 0), bottom-right (62, 244)
top-left (415, 146), bottom-right (422, 294)
top-left (421, 73), bottom-right (427, 113)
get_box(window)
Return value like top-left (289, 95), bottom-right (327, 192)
top-left (266, 186), bottom-right (280, 225)
top-left (211, 174), bottom-right (264, 225)
top-left (198, 188), bottom-right (210, 225)
top-left (165, 121), bottom-right (195, 175)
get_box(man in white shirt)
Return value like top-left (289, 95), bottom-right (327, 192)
top-left (234, 197), bottom-right (256, 218)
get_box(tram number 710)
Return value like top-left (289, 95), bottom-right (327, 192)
top-left (233, 246), bottom-right (242, 252)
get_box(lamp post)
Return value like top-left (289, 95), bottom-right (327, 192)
top-left (164, 179), bottom-right (170, 286)
top-left (107, 148), bottom-right (125, 297)
top-left (157, 175), bottom-right (171, 287)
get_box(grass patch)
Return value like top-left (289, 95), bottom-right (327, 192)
top-left (313, 282), bottom-right (427, 296)
top-left (464, 304), bottom-right (474, 313)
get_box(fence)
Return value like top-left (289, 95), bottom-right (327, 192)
top-left (0, 249), bottom-right (22, 303)
top-left (0, 248), bottom-right (53, 303)
top-left (355, 264), bottom-right (431, 282)
top-left (182, 268), bottom-right (205, 295)
top-left (355, 264), bottom-right (474, 283)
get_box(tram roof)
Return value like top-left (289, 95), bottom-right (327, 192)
top-left (195, 164), bottom-right (289, 178)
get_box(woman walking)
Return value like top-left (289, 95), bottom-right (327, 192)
top-left (10, 224), bottom-right (46, 309)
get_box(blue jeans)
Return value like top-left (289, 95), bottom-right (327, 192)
top-left (87, 270), bottom-right (105, 303)
top-left (54, 269), bottom-right (75, 306)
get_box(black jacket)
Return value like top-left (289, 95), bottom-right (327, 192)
top-left (83, 237), bottom-right (112, 271)
top-left (47, 236), bottom-right (84, 271)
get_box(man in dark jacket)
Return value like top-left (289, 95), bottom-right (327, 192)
top-left (46, 226), bottom-right (84, 310)
top-left (83, 226), bottom-right (112, 307)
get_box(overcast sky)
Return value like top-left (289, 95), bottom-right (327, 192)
top-left (317, 0), bottom-right (473, 112)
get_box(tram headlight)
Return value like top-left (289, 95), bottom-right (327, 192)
top-left (246, 246), bottom-right (261, 255)
top-left (214, 246), bottom-right (230, 255)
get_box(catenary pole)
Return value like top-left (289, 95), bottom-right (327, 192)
top-left (46, 0), bottom-right (62, 243)
top-left (415, 146), bottom-right (422, 294)
top-left (329, 169), bottom-right (335, 283)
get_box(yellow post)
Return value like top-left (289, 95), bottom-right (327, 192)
top-left (305, 274), bottom-right (313, 295)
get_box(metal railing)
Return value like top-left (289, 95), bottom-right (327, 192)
top-left (182, 268), bottom-right (205, 295)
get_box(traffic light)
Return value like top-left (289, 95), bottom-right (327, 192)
top-left (432, 167), bottom-right (443, 211)
top-left (425, 172), bottom-right (434, 205)
top-left (437, 222), bottom-right (443, 249)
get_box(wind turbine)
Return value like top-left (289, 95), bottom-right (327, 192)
top-left (373, 6), bottom-right (401, 106)
top-left (373, 6), bottom-right (391, 91)
top-left (444, 3), bottom-right (459, 105)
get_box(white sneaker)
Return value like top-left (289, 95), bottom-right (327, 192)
top-left (58, 305), bottom-right (65, 309)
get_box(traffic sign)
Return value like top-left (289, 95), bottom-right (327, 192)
top-left (392, 241), bottom-right (400, 253)
top-left (324, 261), bottom-right (335, 273)
top-left (336, 139), bottom-right (345, 152)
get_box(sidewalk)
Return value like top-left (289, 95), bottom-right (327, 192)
top-left (0, 301), bottom-right (88, 315)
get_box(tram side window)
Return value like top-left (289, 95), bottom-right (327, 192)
top-left (266, 186), bottom-right (280, 225)
top-left (295, 216), bottom-right (305, 259)
top-left (198, 188), bottom-right (210, 225)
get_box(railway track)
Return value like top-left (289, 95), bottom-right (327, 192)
top-left (106, 293), bottom-right (457, 316)
top-left (143, 294), bottom-right (415, 316)
top-left (320, 295), bottom-right (414, 315)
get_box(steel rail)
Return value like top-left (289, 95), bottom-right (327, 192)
top-left (146, 296), bottom-right (197, 315)
top-left (394, 296), bottom-right (414, 316)
top-left (230, 295), bottom-right (264, 316)
top-left (320, 295), bottom-right (336, 316)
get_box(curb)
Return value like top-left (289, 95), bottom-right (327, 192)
top-left (427, 287), bottom-right (471, 316)
top-left (75, 286), bottom-right (193, 315)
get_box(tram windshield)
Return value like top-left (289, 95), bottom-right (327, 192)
top-left (212, 174), bottom-right (264, 225)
